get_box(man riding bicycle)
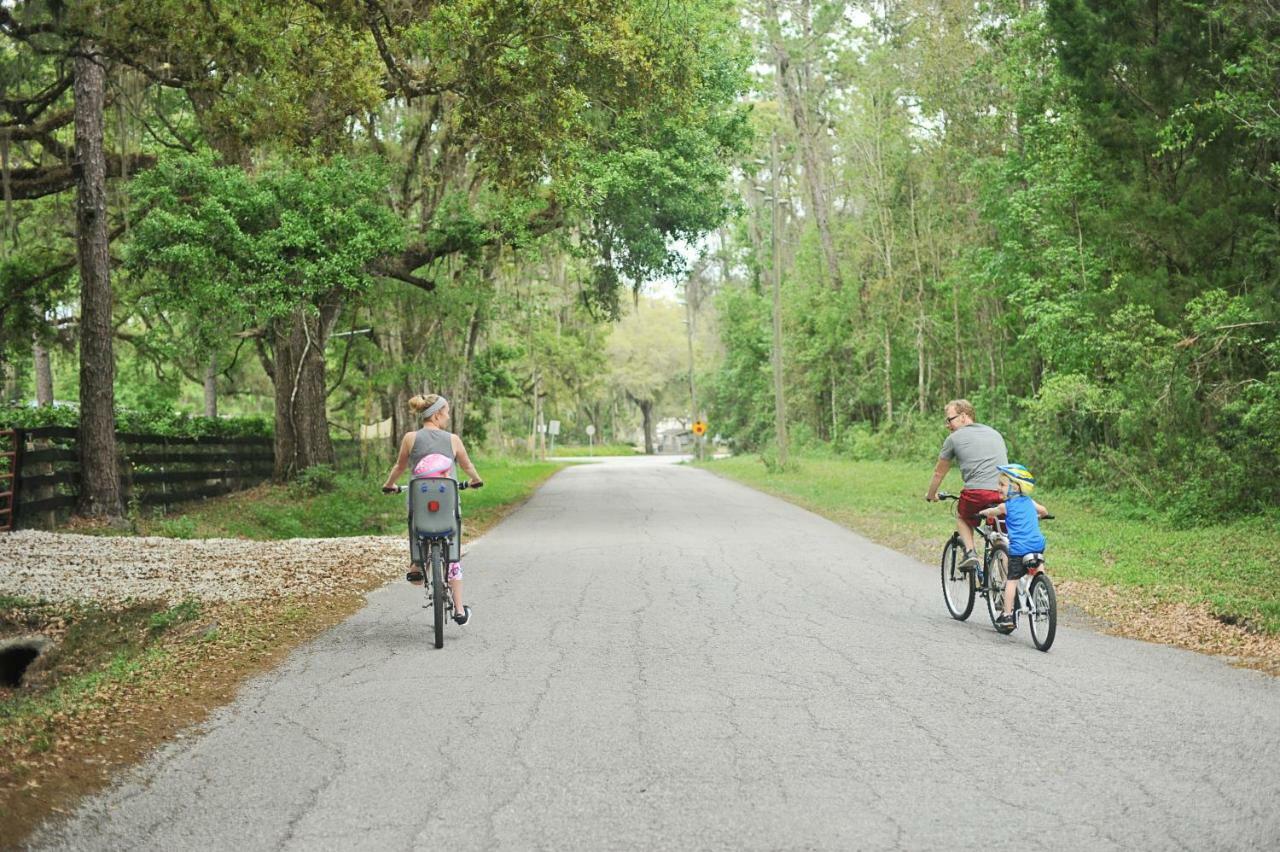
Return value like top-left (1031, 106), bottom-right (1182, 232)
top-left (924, 399), bottom-right (1008, 571)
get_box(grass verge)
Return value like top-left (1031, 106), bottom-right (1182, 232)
top-left (545, 443), bottom-right (639, 457)
top-left (697, 454), bottom-right (1280, 671)
top-left (1, 459), bottom-right (563, 845)
top-left (0, 593), bottom-right (370, 846)
top-left (118, 459), bottom-right (564, 540)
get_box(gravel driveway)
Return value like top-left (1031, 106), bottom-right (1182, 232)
top-left (0, 531), bottom-right (404, 604)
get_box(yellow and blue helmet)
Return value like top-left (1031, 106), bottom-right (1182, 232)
top-left (997, 463), bottom-right (1036, 494)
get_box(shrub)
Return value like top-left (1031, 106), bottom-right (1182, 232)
top-left (287, 464), bottom-right (338, 498)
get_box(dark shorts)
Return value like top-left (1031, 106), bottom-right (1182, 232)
top-left (1006, 552), bottom-right (1045, 581)
top-left (958, 489), bottom-right (1002, 529)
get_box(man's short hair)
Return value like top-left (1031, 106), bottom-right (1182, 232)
top-left (946, 399), bottom-right (975, 419)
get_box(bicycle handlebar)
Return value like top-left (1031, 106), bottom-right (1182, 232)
top-left (933, 490), bottom-right (1055, 520)
top-left (382, 480), bottom-right (483, 494)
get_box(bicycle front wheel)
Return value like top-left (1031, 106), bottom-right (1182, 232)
top-left (431, 545), bottom-right (445, 649)
top-left (941, 537), bottom-right (974, 620)
top-left (985, 547), bottom-right (1009, 629)
top-left (1028, 573), bottom-right (1057, 652)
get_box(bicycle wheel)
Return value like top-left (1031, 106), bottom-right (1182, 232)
top-left (985, 547), bottom-right (1009, 629)
top-left (941, 536), bottom-right (974, 620)
top-left (1028, 573), bottom-right (1057, 652)
top-left (430, 544), bottom-right (445, 649)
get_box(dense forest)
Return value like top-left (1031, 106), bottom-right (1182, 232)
top-left (704, 0), bottom-right (1279, 517)
top-left (1, 0), bottom-right (1277, 519)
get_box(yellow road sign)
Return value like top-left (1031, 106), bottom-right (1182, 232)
top-left (692, 420), bottom-right (707, 436)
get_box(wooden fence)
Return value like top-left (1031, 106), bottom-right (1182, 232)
top-left (0, 430), bottom-right (17, 532)
top-left (9, 427), bottom-right (275, 529)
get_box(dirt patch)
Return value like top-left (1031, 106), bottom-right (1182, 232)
top-left (0, 592), bottom-right (372, 847)
top-left (1056, 580), bottom-right (1280, 676)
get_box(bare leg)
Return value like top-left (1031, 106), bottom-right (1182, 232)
top-left (449, 577), bottom-right (463, 611)
top-left (1003, 580), bottom-right (1017, 615)
top-left (956, 518), bottom-right (977, 553)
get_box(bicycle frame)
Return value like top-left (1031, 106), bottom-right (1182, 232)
top-left (388, 476), bottom-right (477, 648)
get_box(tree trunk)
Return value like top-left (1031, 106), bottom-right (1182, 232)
top-left (769, 132), bottom-right (789, 467)
top-left (271, 304), bottom-right (337, 480)
top-left (74, 44), bottom-right (123, 520)
top-left (639, 398), bottom-right (655, 455)
top-left (453, 306), bottom-right (482, 439)
top-left (33, 334), bottom-right (53, 406)
top-left (203, 354), bottom-right (218, 418)
top-left (883, 327), bottom-right (894, 427)
top-left (764, 0), bottom-right (842, 293)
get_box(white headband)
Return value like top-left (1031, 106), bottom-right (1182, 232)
top-left (422, 396), bottom-right (448, 418)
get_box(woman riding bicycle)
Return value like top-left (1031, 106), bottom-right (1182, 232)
top-left (381, 393), bottom-right (483, 626)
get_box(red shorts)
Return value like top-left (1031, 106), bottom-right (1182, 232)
top-left (958, 489), bottom-right (1002, 529)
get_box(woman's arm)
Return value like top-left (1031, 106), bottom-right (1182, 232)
top-left (452, 434), bottom-right (482, 484)
top-left (381, 432), bottom-right (415, 489)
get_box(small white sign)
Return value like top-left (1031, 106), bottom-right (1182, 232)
top-left (585, 424), bottom-right (596, 436)
top-left (537, 423), bottom-right (547, 434)
top-left (548, 420), bottom-right (561, 436)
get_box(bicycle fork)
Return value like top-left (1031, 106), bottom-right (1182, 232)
top-left (1012, 575), bottom-right (1035, 624)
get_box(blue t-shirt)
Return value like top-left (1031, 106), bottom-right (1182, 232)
top-left (1004, 494), bottom-right (1046, 556)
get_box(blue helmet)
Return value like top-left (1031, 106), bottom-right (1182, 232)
top-left (997, 463), bottom-right (1036, 494)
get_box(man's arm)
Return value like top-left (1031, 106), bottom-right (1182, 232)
top-left (925, 458), bottom-right (950, 501)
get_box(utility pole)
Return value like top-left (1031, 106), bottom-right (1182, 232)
top-left (769, 131), bottom-right (789, 467)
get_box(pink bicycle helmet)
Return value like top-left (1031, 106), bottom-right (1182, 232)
top-left (412, 452), bottom-right (453, 477)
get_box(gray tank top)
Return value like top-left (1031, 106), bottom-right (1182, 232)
top-left (409, 427), bottom-right (455, 476)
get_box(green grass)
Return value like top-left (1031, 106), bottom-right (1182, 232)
top-left (546, 443), bottom-right (639, 457)
top-left (698, 454), bottom-right (1280, 634)
top-left (129, 459), bottom-right (563, 540)
top-left (0, 599), bottom-right (169, 728)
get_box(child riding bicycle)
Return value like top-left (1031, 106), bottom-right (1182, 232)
top-left (978, 463), bottom-right (1048, 633)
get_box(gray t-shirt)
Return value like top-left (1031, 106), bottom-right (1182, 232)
top-left (409, 427), bottom-right (455, 476)
top-left (939, 423), bottom-right (1008, 491)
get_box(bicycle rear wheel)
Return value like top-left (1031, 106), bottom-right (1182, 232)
top-left (431, 545), bottom-right (445, 649)
top-left (985, 547), bottom-right (1009, 629)
top-left (941, 536), bottom-right (974, 620)
top-left (1028, 573), bottom-right (1057, 651)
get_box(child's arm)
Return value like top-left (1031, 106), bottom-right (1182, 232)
top-left (1034, 501), bottom-right (1049, 517)
top-left (979, 503), bottom-right (1007, 518)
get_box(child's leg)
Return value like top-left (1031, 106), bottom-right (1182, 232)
top-left (1003, 579), bottom-right (1017, 615)
top-left (447, 562), bottom-right (463, 610)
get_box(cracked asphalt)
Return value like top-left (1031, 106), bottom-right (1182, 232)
top-left (29, 457), bottom-right (1280, 851)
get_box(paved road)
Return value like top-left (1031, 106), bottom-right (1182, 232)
top-left (31, 458), bottom-right (1280, 851)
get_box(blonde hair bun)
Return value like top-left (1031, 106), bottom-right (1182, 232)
top-left (408, 394), bottom-right (440, 414)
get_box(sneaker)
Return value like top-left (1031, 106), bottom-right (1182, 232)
top-left (453, 606), bottom-right (472, 627)
top-left (995, 613), bottom-right (1016, 633)
top-left (405, 571), bottom-right (424, 586)
top-left (959, 550), bottom-right (979, 570)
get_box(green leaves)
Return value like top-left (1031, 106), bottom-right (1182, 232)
top-left (125, 154), bottom-right (404, 348)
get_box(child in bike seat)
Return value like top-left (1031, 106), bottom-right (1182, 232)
top-left (978, 463), bottom-right (1048, 633)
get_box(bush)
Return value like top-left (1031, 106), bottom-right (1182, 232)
top-left (0, 403), bottom-right (271, 440)
top-left (287, 464), bottom-right (338, 498)
top-left (155, 515), bottom-right (198, 539)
